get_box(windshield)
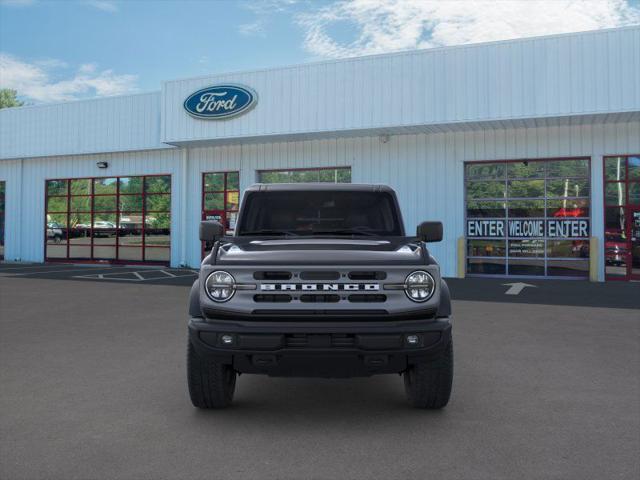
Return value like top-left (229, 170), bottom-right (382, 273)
top-left (237, 191), bottom-right (403, 236)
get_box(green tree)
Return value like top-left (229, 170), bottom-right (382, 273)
top-left (0, 89), bottom-right (24, 109)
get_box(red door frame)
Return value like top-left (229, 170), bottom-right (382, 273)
top-left (44, 175), bottom-right (171, 265)
top-left (603, 155), bottom-right (640, 281)
top-left (629, 205), bottom-right (640, 281)
top-left (201, 171), bottom-right (240, 258)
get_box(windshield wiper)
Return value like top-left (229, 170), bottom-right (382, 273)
top-left (239, 229), bottom-right (300, 236)
top-left (311, 227), bottom-right (379, 237)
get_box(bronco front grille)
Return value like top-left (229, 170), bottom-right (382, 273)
top-left (285, 334), bottom-right (356, 348)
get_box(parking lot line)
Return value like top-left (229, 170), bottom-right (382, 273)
top-left (0, 267), bottom-right (132, 277)
top-left (71, 269), bottom-right (197, 282)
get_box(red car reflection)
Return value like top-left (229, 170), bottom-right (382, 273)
top-left (553, 207), bottom-right (586, 217)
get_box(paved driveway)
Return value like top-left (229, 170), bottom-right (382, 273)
top-left (0, 274), bottom-right (638, 480)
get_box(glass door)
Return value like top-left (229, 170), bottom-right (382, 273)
top-left (631, 207), bottom-right (640, 280)
top-left (604, 155), bottom-right (640, 281)
top-left (201, 171), bottom-right (239, 257)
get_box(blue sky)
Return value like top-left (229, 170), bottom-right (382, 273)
top-left (1, 0), bottom-right (639, 103)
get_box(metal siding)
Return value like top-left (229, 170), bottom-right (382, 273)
top-left (166, 121), bottom-right (639, 278)
top-left (162, 27), bottom-right (640, 145)
top-left (0, 159), bottom-right (22, 261)
top-left (0, 92), bottom-right (168, 160)
top-left (0, 149), bottom-right (183, 264)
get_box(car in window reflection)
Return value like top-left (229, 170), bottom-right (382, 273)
top-left (46, 222), bottom-right (64, 243)
top-left (553, 207), bottom-right (587, 217)
top-left (92, 221), bottom-right (116, 237)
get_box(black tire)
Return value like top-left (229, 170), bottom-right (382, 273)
top-left (187, 340), bottom-right (236, 408)
top-left (403, 341), bottom-right (453, 409)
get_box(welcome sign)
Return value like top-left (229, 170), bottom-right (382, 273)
top-left (184, 84), bottom-right (257, 119)
top-left (467, 219), bottom-right (590, 238)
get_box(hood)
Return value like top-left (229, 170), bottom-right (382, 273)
top-left (213, 237), bottom-right (425, 266)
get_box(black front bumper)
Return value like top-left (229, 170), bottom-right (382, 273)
top-left (188, 317), bottom-right (452, 378)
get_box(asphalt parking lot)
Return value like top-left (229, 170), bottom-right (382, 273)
top-left (1, 265), bottom-right (639, 480)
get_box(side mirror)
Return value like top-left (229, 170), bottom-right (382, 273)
top-left (199, 220), bottom-right (225, 243)
top-left (417, 221), bottom-right (443, 242)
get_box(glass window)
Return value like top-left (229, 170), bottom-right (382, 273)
top-left (507, 180), bottom-right (545, 198)
top-left (145, 247), bottom-right (170, 262)
top-left (605, 207), bottom-right (626, 234)
top-left (226, 191), bottom-right (240, 211)
top-left (204, 173), bottom-right (225, 191)
top-left (547, 240), bottom-right (589, 258)
top-left (547, 159), bottom-right (589, 178)
top-left (604, 157), bottom-right (626, 181)
top-left (605, 183), bottom-right (625, 206)
top-left (146, 194), bottom-right (171, 212)
top-left (258, 167), bottom-right (351, 184)
top-left (508, 200), bottom-right (545, 218)
top-left (629, 156), bottom-right (640, 180)
top-left (508, 240), bottom-right (545, 257)
top-left (46, 213), bottom-right (68, 228)
top-left (227, 172), bottom-right (240, 190)
top-left (603, 155), bottom-right (640, 280)
top-left (204, 193), bottom-right (224, 210)
top-left (46, 196), bottom-right (68, 213)
top-left (94, 178), bottom-right (117, 194)
top-left (145, 176), bottom-right (171, 194)
top-left (466, 201), bottom-right (506, 218)
top-left (70, 179), bottom-right (91, 195)
top-left (465, 181), bottom-right (505, 199)
top-left (201, 171), bottom-right (241, 251)
top-left (546, 179), bottom-right (590, 198)
top-left (508, 259), bottom-right (545, 276)
top-left (465, 163), bottom-right (505, 180)
top-left (629, 183), bottom-right (640, 205)
top-left (47, 180), bottom-right (67, 196)
top-left (45, 175), bottom-right (171, 264)
top-left (507, 161), bottom-right (545, 179)
top-left (467, 258), bottom-right (506, 275)
top-left (547, 199), bottom-right (589, 218)
top-left (70, 196), bottom-right (91, 212)
top-left (94, 196), bottom-right (117, 212)
top-left (119, 177), bottom-right (143, 194)
top-left (465, 158), bottom-right (590, 278)
top-left (119, 195), bottom-right (143, 212)
top-left (467, 240), bottom-right (506, 257)
top-left (547, 260), bottom-right (589, 277)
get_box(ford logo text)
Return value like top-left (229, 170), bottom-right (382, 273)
top-left (261, 284), bottom-right (379, 291)
top-left (183, 84), bottom-right (257, 119)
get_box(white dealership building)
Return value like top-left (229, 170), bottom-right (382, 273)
top-left (1, 26), bottom-right (639, 281)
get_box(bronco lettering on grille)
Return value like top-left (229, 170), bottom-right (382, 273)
top-left (260, 284), bottom-right (379, 291)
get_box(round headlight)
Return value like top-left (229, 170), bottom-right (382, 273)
top-left (404, 270), bottom-right (435, 302)
top-left (205, 271), bottom-right (236, 302)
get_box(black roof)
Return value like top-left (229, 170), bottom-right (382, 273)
top-left (246, 183), bottom-right (396, 192)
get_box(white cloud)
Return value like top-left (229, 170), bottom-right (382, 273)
top-left (0, 53), bottom-right (138, 103)
top-left (83, 0), bottom-right (118, 13)
top-left (242, 0), bottom-right (298, 15)
top-left (297, 0), bottom-right (640, 58)
top-left (238, 19), bottom-right (267, 36)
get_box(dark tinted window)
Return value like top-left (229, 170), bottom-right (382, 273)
top-left (237, 191), bottom-right (402, 236)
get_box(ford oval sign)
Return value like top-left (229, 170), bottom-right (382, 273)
top-left (183, 84), bottom-right (257, 120)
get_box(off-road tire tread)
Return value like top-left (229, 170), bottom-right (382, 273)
top-left (404, 341), bottom-right (453, 409)
top-left (187, 341), bottom-right (236, 408)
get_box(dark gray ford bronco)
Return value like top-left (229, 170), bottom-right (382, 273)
top-left (188, 183), bottom-right (453, 408)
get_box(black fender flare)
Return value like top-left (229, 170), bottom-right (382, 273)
top-left (188, 278), bottom-right (202, 318)
top-left (437, 279), bottom-right (452, 318)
